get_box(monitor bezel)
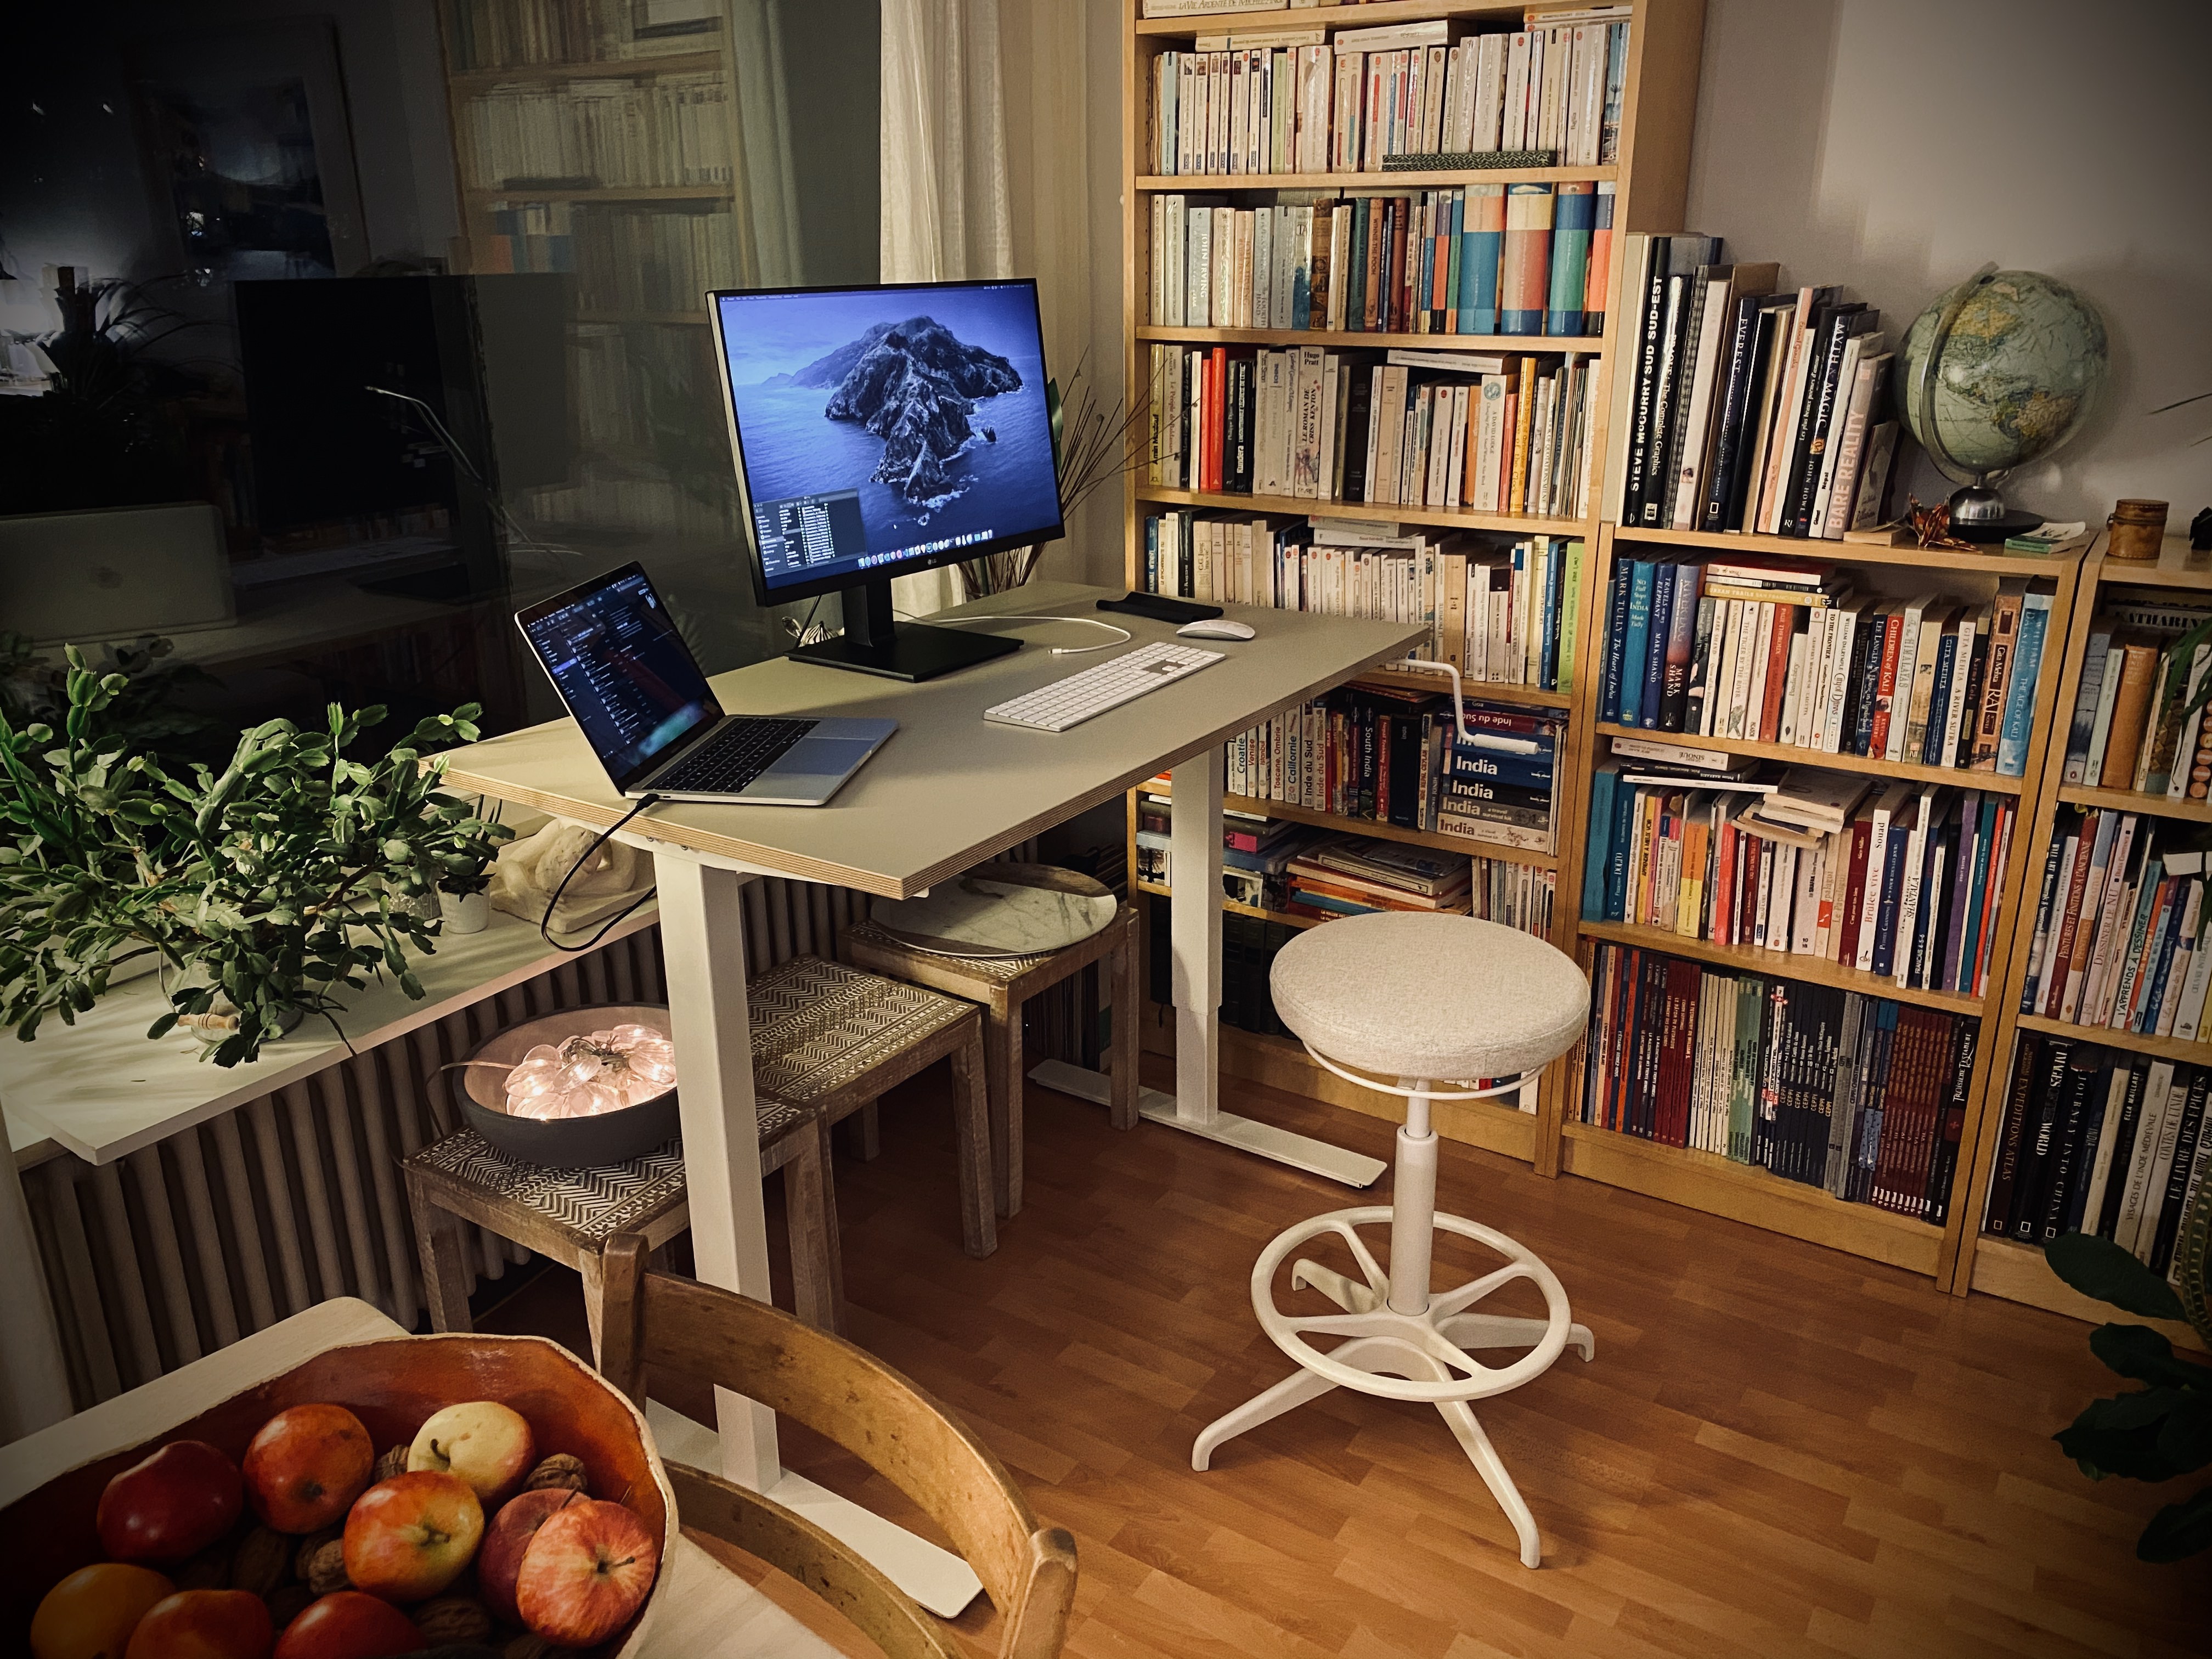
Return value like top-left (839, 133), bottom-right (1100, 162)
top-left (707, 278), bottom-right (1066, 610)
top-left (512, 559), bottom-right (726, 796)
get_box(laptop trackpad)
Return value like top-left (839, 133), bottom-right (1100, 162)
top-left (768, 735), bottom-right (877, 783)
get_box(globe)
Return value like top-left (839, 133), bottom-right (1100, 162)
top-left (1897, 269), bottom-right (2108, 523)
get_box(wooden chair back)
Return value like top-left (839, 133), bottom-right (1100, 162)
top-left (596, 1234), bottom-right (1075, 1659)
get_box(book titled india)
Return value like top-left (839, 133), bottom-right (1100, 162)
top-left (1547, 180), bottom-right (1596, 336)
top-left (1457, 184), bottom-right (1505, 334)
top-left (1498, 183), bottom-right (1555, 335)
top-left (1583, 180), bottom-right (1616, 335)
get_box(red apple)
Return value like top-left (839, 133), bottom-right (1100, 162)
top-left (124, 1590), bottom-right (272, 1659)
top-left (243, 1404), bottom-right (376, 1534)
top-left (98, 1441), bottom-right (245, 1565)
top-left (341, 1472), bottom-right (483, 1604)
top-left (406, 1402), bottom-right (534, 1506)
top-left (514, 1498), bottom-right (659, 1649)
top-left (476, 1488), bottom-right (580, 1626)
top-left (270, 1592), bottom-right (424, 1659)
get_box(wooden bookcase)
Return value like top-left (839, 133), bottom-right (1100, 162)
top-left (1118, 0), bottom-right (1709, 1163)
top-left (1948, 529), bottom-right (2210, 1348)
top-left (1563, 522), bottom-right (2086, 1281)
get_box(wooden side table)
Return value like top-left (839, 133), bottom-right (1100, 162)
top-left (841, 875), bottom-right (1138, 1220)
top-left (402, 1101), bottom-right (835, 1356)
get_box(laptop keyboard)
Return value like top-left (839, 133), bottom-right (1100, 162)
top-left (652, 716), bottom-right (817, 794)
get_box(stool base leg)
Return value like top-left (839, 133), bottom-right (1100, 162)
top-left (1434, 1397), bottom-right (1542, 1568)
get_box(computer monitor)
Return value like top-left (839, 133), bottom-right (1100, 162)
top-left (709, 278), bottom-right (1064, 681)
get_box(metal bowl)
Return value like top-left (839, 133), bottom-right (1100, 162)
top-left (456, 1003), bottom-right (679, 1169)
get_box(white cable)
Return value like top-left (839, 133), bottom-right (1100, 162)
top-left (893, 611), bottom-right (1133, 655)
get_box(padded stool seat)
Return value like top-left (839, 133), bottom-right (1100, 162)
top-left (1269, 913), bottom-right (1589, 1082)
top-left (1193, 911), bottom-right (1593, 1570)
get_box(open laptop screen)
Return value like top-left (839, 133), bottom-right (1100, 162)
top-left (517, 563), bottom-right (721, 791)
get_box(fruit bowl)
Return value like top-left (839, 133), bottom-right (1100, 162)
top-left (1, 1333), bottom-right (672, 1655)
top-left (455, 1003), bottom-right (681, 1169)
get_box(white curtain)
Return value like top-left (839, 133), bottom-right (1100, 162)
top-left (727, 0), bottom-right (805, 287)
top-left (879, 0), bottom-right (1014, 616)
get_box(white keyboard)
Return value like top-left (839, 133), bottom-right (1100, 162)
top-left (984, 640), bottom-right (1224, 732)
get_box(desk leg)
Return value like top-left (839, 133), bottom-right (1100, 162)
top-left (1035, 746), bottom-right (1385, 1188)
top-left (654, 858), bottom-right (982, 1617)
top-left (1, 1153), bottom-right (74, 1442)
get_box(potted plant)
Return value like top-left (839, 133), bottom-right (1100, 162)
top-left (436, 804), bottom-right (503, 935)
top-left (0, 648), bottom-right (513, 1066)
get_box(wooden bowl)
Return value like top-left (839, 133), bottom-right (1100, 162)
top-left (0, 1333), bottom-right (673, 1655)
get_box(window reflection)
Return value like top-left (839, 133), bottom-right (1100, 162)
top-left (1, 0), bottom-right (879, 762)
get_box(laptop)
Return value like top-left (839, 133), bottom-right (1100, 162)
top-left (516, 562), bottom-right (895, 806)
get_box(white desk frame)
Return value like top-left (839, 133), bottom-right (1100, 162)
top-left (433, 583), bottom-right (1423, 1607)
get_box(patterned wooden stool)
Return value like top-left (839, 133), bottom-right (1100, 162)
top-left (749, 953), bottom-right (996, 1263)
top-left (402, 1097), bottom-right (835, 1359)
top-left (841, 873), bottom-right (1138, 1220)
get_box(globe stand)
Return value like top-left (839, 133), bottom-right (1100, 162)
top-left (1944, 483), bottom-right (2041, 544)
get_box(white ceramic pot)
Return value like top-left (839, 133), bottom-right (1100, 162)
top-left (441, 888), bottom-right (491, 934)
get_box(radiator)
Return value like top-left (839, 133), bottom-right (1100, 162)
top-left (20, 854), bottom-right (1085, 1412)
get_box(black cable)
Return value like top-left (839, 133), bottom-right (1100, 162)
top-left (540, 794), bottom-right (663, 953)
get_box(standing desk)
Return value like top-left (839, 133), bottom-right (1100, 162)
top-left (437, 579), bottom-right (1426, 1604)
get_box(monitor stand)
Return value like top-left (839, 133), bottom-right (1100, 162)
top-left (787, 575), bottom-right (1020, 683)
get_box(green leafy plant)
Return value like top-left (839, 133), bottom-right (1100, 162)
top-left (0, 648), bottom-right (512, 1066)
top-left (2046, 1220), bottom-right (2212, 1562)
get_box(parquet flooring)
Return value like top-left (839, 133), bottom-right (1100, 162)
top-left (488, 1059), bottom-right (2210, 1658)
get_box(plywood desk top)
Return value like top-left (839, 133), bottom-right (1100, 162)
top-left (440, 582), bottom-right (1426, 899)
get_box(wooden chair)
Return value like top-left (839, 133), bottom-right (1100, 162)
top-left (841, 866), bottom-right (1138, 1219)
top-left (597, 1233), bottom-right (1076, 1659)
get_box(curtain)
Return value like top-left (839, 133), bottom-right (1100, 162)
top-left (879, 0), bottom-right (1014, 616)
top-left (727, 0), bottom-right (805, 287)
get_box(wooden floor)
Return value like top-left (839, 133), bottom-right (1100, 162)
top-left (487, 1059), bottom-right (2209, 1659)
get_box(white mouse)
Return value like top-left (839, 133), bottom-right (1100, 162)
top-left (1178, 618), bottom-right (1256, 641)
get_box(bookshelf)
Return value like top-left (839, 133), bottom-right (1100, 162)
top-left (432, 2), bottom-right (748, 540)
top-left (1118, 0), bottom-right (1709, 1165)
top-left (1562, 520), bottom-right (2085, 1280)
top-left (1948, 531), bottom-right (2211, 1348)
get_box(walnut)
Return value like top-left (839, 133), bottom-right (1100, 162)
top-left (375, 1444), bottom-right (410, 1482)
top-left (524, 1453), bottom-right (589, 1494)
top-left (263, 1584), bottom-right (314, 1632)
top-left (174, 1542), bottom-right (230, 1590)
top-left (414, 1595), bottom-right (494, 1646)
top-left (295, 1525), bottom-right (342, 1582)
top-left (303, 1539), bottom-right (351, 1596)
top-left (230, 1525), bottom-right (291, 1596)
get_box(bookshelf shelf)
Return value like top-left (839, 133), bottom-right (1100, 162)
top-left (1135, 484), bottom-right (1589, 537)
top-left (2013, 1012), bottom-right (2212, 1068)
top-left (1361, 669), bottom-right (1573, 708)
top-left (448, 51), bottom-right (726, 88)
top-left (1612, 524), bottom-right (2066, 578)
top-left (1144, 778), bottom-right (1559, 867)
top-left (1595, 722), bottom-right (2029, 795)
top-left (1558, 1122), bottom-right (1945, 1274)
top-left (1122, 0), bottom-right (1709, 1176)
top-left (1967, 1235), bottom-right (2207, 1351)
top-left (2093, 544), bottom-right (2212, 592)
top-left (466, 185), bottom-right (731, 204)
top-left (1135, 1), bottom-right (1557, 38)
top-left (577, 310), bottom-right (710, 326)
top-left (1135, 325), bottom-right (1605, 354)
top-left (1133, 878), bottom-right (1322, 932)
top-left (2054, 783), bottom-right (2212, 823)
top-left (1135, 166), bottom-right (1620, 190)
top-left (1575, 919), bottom-right (1988, 1017)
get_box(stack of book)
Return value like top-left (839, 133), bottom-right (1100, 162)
top-left (1581, 941), bottom-right (1976, 1219)
top-left (1145, 12), bottom-right (1629, 176)
top-left (1472, 853), bottom-right (1556, 939)
top-left (2018, 808), bottom-right (2212, 1039)
top-left (1144, 514), bottom-right (1581, 695)
top-left (1134, 795), bottom-right (1319, 911)
top-left (1604, 242), bottom-right (1900, 539)
top-left (445, 0), bottom-right (630, 69)
top-left (460, 77), bottom-right (733, 193)
top-left (1144, 895), bottom-right (1301, 1041)
top-left (1149, 344), bottom-right (1596, 516)
top-left (1584, 752), bottom-right (2019, 998)
top-left (1599, 556), bottom-right (2057, 780)
top-left (571, 205), bottom-right (738, 313)
top-left (1148, 184), bottom-right (1610, 338)
top-left (1229, 689), bottom-right (1565, 854)
top-left (1985, 1037), bottom-right (2208, 1286)
top-left (2061, 600), bottom-right (2212, 798)
top-left (1285, 837), bottom-right (1472, 919)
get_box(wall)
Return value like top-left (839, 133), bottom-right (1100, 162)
top-left (1683, 0), bottom-right (2211, 529)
